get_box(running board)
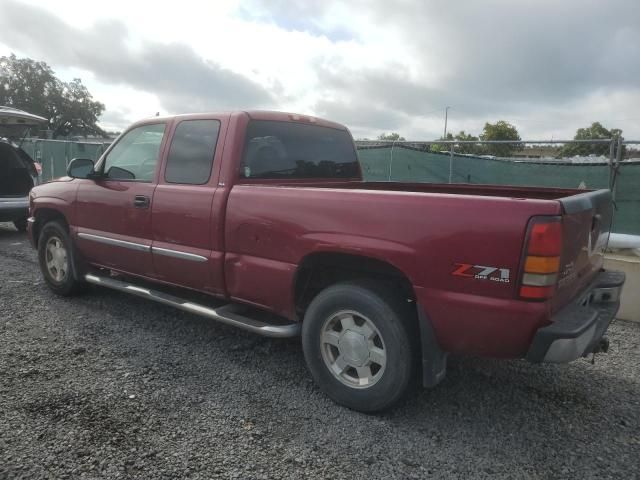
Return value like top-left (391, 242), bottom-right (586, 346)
top-left (84, 274), bottom-right (301, 338)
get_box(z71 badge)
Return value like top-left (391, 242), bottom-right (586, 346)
top-left (452, 263), bottom-right (511, 283)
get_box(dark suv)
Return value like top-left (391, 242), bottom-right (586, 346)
top-left (0, 106), bottom-right (44, 231)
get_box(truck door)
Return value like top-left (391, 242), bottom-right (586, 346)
top-left (74, 122), bottom-right (168, 277)
top-left (150, 117), bottom-right (227, 294)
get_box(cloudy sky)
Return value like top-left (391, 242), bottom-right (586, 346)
top-left (1, 0), bottom-right (639, 140)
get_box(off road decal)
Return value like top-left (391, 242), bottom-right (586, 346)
top-left (452, 263), bottom-right (511, 283)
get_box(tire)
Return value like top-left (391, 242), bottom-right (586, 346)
top-left (37, 221), bottom-right (85, 296)
top-left (302, 280), bottom-right (417, 412)
top-left (13, 217), bottom-right (28, 232)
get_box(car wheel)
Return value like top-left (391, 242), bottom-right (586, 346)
top-left (38, 221), bottom-right (85, 296)
top-left (302, 280), bottom-right (417, 412)
top-left (13, 217), bottom-right (28, 232)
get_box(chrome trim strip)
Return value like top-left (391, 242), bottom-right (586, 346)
top-left (84, 274), bottom-right (301, 338)
top-left (27, 217), bottom-right (36, 223)
top-left (151, 246), bottom-right (208, 263)
top-left (78, 232), bottom-right (149, 252)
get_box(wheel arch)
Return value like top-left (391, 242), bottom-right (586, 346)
top-left (32, 207), bottom-right (70, 248)
top-left (293, 251), bottom-right (448, 389)
top-left (293, 251), bottom-right (416, 319)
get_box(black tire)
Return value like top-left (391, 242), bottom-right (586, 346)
top-left (302, 280), bottom-right (417, 412)
top-left (37, 221), bottom-right (85, 296)
top-left (13, 217), bottom-right (28, 232)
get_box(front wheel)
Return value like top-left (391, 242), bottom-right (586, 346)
top-left (38, 221), bottom-right (85, 296)
top-left (302, 281), bottom-right (417, 412)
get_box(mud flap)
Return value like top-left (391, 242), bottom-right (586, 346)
top-left (417, 303), bottom-right (448, 387)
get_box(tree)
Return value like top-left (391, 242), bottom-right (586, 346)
top-left (452, 130), bottom-right (480, 155)
top-left (431, 131), bottom-right (481, 155)
top-left (377, 132), bottom-right (405, 141)
top-left (0, 54), bottom-right (106, 138)
top-left (560, 122), bottom-right (623, 157)
top-left (479, 120), bottom-right (522, 157)
top-left (430, 132), bottom-right (453, 153)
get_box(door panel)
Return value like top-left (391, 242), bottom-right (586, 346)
top-left (151, 117), bottom-right (226, 294)
top-left (73, 122), bottom-right (168, 277)
top-left (151, 184), bottom-right (219, 292)
top-left (75, 180), bottom-right (156, 276)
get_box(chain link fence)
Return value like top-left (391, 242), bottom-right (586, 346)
top-left (21, 138), bottom-right (111, 181)
top-left (356, 138), bottom-right (639, 235)
top-left (19, 136), bottom-right (639, 235)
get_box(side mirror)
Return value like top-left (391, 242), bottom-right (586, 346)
top-left (67, 158), bottom-right (95, 179)
top-left (106, 166), bottom-right (135, 180)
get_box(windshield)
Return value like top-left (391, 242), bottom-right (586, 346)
top-left (241, 120), bottom-right (359, 179)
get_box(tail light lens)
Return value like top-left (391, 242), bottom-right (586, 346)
top-left (34, 162), bottom-right (42, 175)
top-left (520, 216), bottom-right (562, 300)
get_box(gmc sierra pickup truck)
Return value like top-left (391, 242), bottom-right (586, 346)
top-left (28, 111), bottom-right (625, 412)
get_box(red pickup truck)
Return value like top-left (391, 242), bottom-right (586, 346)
top-left (28, 111), bottom-right (625, 412)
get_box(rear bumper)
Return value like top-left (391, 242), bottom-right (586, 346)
top-left (0, 197), bottom-right (29, 222)
top-left (526, 270), bottom-right (625, 363)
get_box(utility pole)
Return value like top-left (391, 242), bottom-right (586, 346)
top-left (443, 106), bottom-right (450, 139)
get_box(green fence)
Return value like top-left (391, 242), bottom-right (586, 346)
top-left (18, 139), bottom-right (637, 235)
top-left (357, 146), bottom-right (639, 235)
top-left (21, 139), bottom-right (110, 182)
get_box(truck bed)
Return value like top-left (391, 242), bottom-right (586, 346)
top-left (259, 180), bottom-right (586, 200)
top-left (226, 181), bottom-right (611, 356)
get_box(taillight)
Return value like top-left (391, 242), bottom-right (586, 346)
top-left (520, 216), bottom-right (562, 300)
top-left (34, 162), bottom-right (42, 175)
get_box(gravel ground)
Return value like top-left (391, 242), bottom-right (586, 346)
top-left (0, 222), bottom-right (639, 480)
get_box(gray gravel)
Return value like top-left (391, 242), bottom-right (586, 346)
top-left (1, 222), bottom-right (639, 480)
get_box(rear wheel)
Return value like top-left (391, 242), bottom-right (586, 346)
top-left (13, 217), bottom-right (28, 232)
top-left (302, 281), bottom-right (417, 412)
top-left (38, 221), bottom-right (85, 296)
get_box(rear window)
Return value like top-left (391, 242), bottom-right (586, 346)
top-left (241, 120), bottom-right (359, 179)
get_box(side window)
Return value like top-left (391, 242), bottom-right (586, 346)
top-left (103, 123), bottom-right (166, 181)
top-left (165, 119), bottom-right (220, 185)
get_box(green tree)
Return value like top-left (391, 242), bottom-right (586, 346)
top-left (431, 131), bottom-right (481, 155)
top-left (430, 132), bottom-right (453, 153)
top-left (479, 120), bottom-right (522, 157)
top-left (452, 130), bottom-right (481, 155)
top-left (377, 132), bottom-right (405, 141)
top-left (560, 122), bottom-right (623, 157)
top-left (0, 54), bottom-right (106, 138)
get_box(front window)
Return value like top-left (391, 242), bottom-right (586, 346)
top-left (103, 123), bottom-right (166, 181)
top-left (241, 120), bottom-right (359, 179)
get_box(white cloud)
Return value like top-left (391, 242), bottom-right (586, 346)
top-left (1, 0), bottom-right (639, 140)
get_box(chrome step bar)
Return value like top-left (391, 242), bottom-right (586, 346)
top-left (84, 274), bottom-right (301, 338)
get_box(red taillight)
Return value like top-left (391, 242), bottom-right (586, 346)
top-left (527, 221), bottom-right (562, 256)
top-left (34, 162), bottom-right (42, 175)
top-left (519, 285), bottom-right (556, 299)
top-left (520, 216), bottom-right (562, 300)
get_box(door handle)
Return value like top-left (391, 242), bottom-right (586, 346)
top-left (133, 195), bottom-right (150, 208)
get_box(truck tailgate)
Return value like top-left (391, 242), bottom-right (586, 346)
top-left (553, 189), bottom-right (613, 312)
